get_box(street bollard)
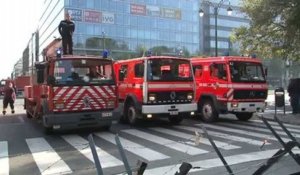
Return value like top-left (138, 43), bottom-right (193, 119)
top-left (274, 87), bottom-right (285, 115)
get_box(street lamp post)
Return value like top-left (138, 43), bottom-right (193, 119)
top-left (199, 0), bottom-right (232, 57)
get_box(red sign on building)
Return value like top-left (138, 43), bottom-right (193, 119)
top-left (130, 4), bottom-right (146, 15)
top-left (84, 10), bottom-right (102, 23)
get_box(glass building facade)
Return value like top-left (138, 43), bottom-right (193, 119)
top-left (200, 0), bottom-right (249, 56)
top-left (38, 0), bottom-right (248, 60)
top-left (38, 0), bottom-right (200, 59)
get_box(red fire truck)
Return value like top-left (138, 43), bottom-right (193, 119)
top-left (24, 39), bottom-right (119, 132)
top-left (191, 56), bottom-right (268, 122)
top-left (114, 56), bottom-right (197, 124)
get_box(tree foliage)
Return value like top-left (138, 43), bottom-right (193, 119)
top-left (231, 0), bottom-right (300, 59)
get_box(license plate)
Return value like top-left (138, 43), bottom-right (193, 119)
top-left (102, 112), bottom-right (112, 117)
top-left (169, 111), bottom-right (179, 115)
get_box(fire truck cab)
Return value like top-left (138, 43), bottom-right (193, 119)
top-left (24, 39), bottom-right (119, 132)
top-left (191, 56), bottom-right (268, 122)
top-left (114, 56), bottom-right (197, 125)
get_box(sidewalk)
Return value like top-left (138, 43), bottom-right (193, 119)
top-left (261, 90), bottom-right (300, 125)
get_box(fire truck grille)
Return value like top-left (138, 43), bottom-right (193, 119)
top-left (233, 90), bottom-right (268, 99)
top-left (148, 91), bottom-right (193, 104)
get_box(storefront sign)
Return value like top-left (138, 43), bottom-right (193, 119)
top-left (84, 10), bottom-right (101, 23)
top-left (130, 4), bottom-right (146, 15)
top-left (102, 12), bottom-right (115, 24)
top-left (65, 8), bottom-right (82, 21)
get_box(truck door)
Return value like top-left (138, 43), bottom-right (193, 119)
top-left (118, 64), bottom-right (128, 100)
top-left (193, 65), bottom-right (204, 102)
top-left (207, 63), bottom-right (229, 101)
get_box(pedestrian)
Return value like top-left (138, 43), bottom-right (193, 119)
top-left (2, 82), bottom-right (16, 115)
top-left (287, 78), bottom-right (300, 114)
top-left (58, 12), bottom-right (75, 55)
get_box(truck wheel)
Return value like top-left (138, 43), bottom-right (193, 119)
top-left (235, 112), bottom-right (253, 121)
top-left (26, 111), bottom-right (32, 119)
top-left (168, 115), bottom-right (183, 124)
top-left (125, 102), bottom-right (140, 125)
top-left (102, 124), bottom-right (111, 131)
top-left (200, 99), bottom-right (219, 122)
top-left (44, 126), bottom-right (53, 134)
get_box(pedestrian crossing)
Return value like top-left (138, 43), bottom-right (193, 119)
top-left (1, 119), bottom-right (300, 175)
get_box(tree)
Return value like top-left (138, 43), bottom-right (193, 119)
top-left (231, 0), bottom-right (300, 60)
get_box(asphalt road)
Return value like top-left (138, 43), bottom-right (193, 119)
top-left (0, 98), bottom-right (299, 175)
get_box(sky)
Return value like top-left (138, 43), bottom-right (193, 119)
top-left (0, 0), bottom-right (42, 79)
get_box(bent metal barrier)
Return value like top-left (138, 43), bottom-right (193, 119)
top-left (88, 114), bottom-right (300, 175)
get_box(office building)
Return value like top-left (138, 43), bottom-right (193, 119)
top-left (37, 0), bottom-right (248, 59)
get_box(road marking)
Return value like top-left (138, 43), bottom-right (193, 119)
top-left (196, 124), bottom-right (290, 142)
top-left (252, 119), bottom-right (300, 130)
top-left (122, 129), bottom-right (208, 155)
top-left (150, 127), bottom-right (240, 150)
top-left (144, 148), bottom-right (300, 175)
top-left (95, 132), bottom-right (169, 161)
top-left (238, 120), bottom-right (300, 134)
top-left (174, 125), bottom-right (270, 146)
top-left (62, 135), bottom-right (122, 168)
top-left (18, 116), bottom-right (25, 123)
top-left (26, 138), bottom-right (72, 175)
top-left (0, 141), bottom-right (9, 175)
top-left (221, 122), bottom-right (300, 138)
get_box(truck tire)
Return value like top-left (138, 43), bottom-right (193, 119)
top-left (44, 126), bottom-right (53, 134)
top-left (125, 102), bottom-right (140, 125)
top-left (235, 112), bottom-right (253, 121)
top-left (200, 99), bottom-right (219, 122)
top-left (168, 115), bottom-right (183, 124)
top-left (26, 111), bottom-right (32, 119)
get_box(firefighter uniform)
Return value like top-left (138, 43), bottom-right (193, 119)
top-left (2, 86), bottom-right (16, 115)
top-left (58, 19), bottom-right (75, 55)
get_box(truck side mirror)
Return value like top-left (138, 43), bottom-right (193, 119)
top-left (35, 63), bottom-right (45, 84)
top-left (264, 68), bottom-right (268, 77)
top-left (36, 69), bottom-right (44, 84)
top-left (47, 76), bottom-right (56, 86)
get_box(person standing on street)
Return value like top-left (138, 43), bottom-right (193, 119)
top-left (2, 82), bottom-right (16, 115)
top-left (288, 78), bottom-right (300, 114)
top-left (58, 12), bottom-right (75, 55)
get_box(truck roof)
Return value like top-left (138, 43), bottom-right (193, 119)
top-left (115, 56), bottom-right (189, 64)
top-left (190, 56), bottom-right (262, 64)
top-left (49, 55), bottom-right (113, 61)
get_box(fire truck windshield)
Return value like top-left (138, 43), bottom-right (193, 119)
top-left (147, 58), bottom-right (193, 82)
top-left (53, 59), bottom-right (114, 85)
top-left (229, 61), bottom-right (266, 83)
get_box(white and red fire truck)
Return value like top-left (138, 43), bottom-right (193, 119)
top-left (191, 56), bottom-right (268, 122)
top-left (24, 39), bottom-right (119, 132)
top-left (114, 56), bottom-right (197, 124)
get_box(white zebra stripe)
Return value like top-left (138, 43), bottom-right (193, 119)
top-left (122, 129), bottom-right (208, 155)
top-left (95, 132), bottom-right (169, 161)
top-left (26, 138), bottom-right (72, 175)
top-left (150, 127), bottom-right (240, 150)
top-left (174, 125), bottom-right (270, 146)
top-left (62, 135), bottom-right (123, 168)
top-left (0, 141), bottom-right (9, 175)
top-left (196, 124), bottom-right (290, 142)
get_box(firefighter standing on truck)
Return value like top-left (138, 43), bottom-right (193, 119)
top-left (2, 82), bottom-right (16, 115)
top-left (58, 12), bottom-right (75, 55)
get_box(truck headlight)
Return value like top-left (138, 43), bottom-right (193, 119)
top-left (149, 94), bottom-right (156, 101)
top-left (187, 93), bottom-right (193, 100)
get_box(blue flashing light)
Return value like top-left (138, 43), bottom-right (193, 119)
top-left (251, 54), bottom-right (257, 58)
top-left (102, 49), bottom-right (109, 58)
